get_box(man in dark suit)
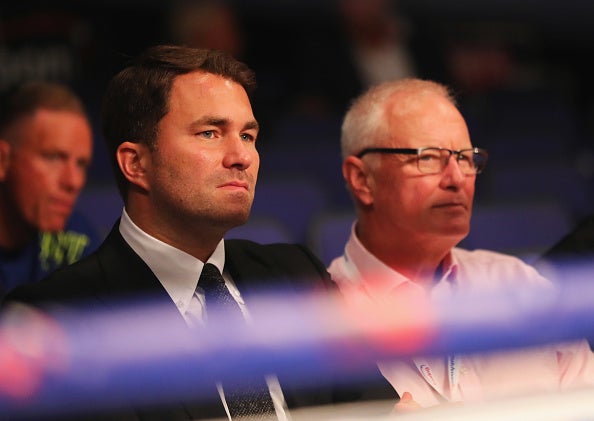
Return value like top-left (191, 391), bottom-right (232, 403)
top-left (2, 45), bottom-right (396, 420)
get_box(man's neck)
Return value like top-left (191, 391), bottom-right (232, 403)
top-left (357, 226), bottom-right (451, 286)
top-left (123, 206), bottom-right (223, 263)
top-left (0, 206), bottom-right (37, 250)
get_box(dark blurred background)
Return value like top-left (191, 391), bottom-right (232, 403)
top-left (2, 0), bottom-right (594, 263)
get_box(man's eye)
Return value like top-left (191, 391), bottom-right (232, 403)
top-left (458, 154), bottom-right (471, 162)
top-left (200, 131), bottom-right (215, 139)
top-left (419, 154), bottom-right (439, 161)
top-left (240, 133), bottom-right (256, 142)
top-left (77, 160), bottom-right (90, 170)
top-left (43, 153), bottom-right (61, 161)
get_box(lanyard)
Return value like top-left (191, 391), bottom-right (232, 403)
top-left (414, 355), bottom-right (462, 402)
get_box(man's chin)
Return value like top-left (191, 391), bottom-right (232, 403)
top-left (222, 211), bottom-right (251, 229)
top-left (436, 224), bottom-right (469, 243)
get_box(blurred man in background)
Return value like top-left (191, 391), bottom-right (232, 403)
top-left (0, 81), bottom-right (100, 298)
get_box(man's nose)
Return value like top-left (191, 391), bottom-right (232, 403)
top-left (60, 162), bottom-right (87, 192)
top-left (222, 137), bottom-right (254, 169)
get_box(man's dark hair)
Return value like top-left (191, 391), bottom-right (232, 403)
top-left (101, 44), bottom-right (257, 199)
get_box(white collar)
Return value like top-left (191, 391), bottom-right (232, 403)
top-left (343, 221), bottom-right (458, 298)
top-left (118, 208), bottom-right (226, 316)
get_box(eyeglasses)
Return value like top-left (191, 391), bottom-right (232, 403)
top-left (355, 147), bottom-right (488, 175)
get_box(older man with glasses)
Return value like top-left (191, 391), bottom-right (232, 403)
top-left (328, 77), bottom-right (594, 412)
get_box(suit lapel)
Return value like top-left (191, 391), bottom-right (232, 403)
top-left (98, 223), bottom-right (165, 293)
top-left (224, 240), bottom-right (280, 292)
top-left (95, 222), bottom-right (186, 324)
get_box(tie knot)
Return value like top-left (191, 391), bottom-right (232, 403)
top-left (198, 263), bottom-right (242, 319)
top-left (199, 263), bottom-right (224, 289)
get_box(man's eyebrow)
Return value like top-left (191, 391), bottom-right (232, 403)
top-left (188, 117), bottom-right (258, 132)
top-left (244, 120), bottom-right (259, 132)
top-left (190, 116), bottom-right (229, 129)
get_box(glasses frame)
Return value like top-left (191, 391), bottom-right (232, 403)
top-left (355, 146), bottom-right (488, 175)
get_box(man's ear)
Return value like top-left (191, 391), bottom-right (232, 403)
top-left (0, 140), bottom-right (11, 181)
top-left (116, 141), bottom-right (151, 192)
top-left (343, 156), bottom-right (374, 206)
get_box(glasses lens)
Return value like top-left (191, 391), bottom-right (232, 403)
top-left (472, 150), bottom-right (487, 174)
top-left (456, 150), bottom-right (489, 175)
top-left (418, 148), bottom-right (487, 174)
top-left (417, 148), bottom-right (444, 174)
top-left (456, 150), bottom-right (476, 174)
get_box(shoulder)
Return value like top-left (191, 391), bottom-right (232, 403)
top-left (452, 247), bottom-right (550, 286)
top-left (2, 251), bottom-right (103, 308)
top-left (224, 239), bottom-right (333, 289)
top-left (226, 239), bottom-right (324, 265)
top-left (453, 247), bottom-right (527, 265)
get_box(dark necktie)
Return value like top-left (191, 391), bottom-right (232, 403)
top-left (199, 263), bottom-right (243, 320)
top-left (198, 263), bottom-right (278, 420)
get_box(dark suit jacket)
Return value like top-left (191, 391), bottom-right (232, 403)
top-left (540, 213), bottom-right (594, 264)
top-left (3, 222), bottom-right (396, 420)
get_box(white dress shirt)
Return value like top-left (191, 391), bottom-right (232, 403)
top-left (328, 222), bottom-right (594, 407)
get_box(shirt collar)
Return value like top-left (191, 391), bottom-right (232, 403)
top-left (118, 208), bottom-right (226, 314)
top-left (431, 250), bottom-right (459, 299)
top-left (344, 221), bottom-right (459, 298)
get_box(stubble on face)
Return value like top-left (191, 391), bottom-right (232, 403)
top-left (147, 72), bottom-right (259, 237)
